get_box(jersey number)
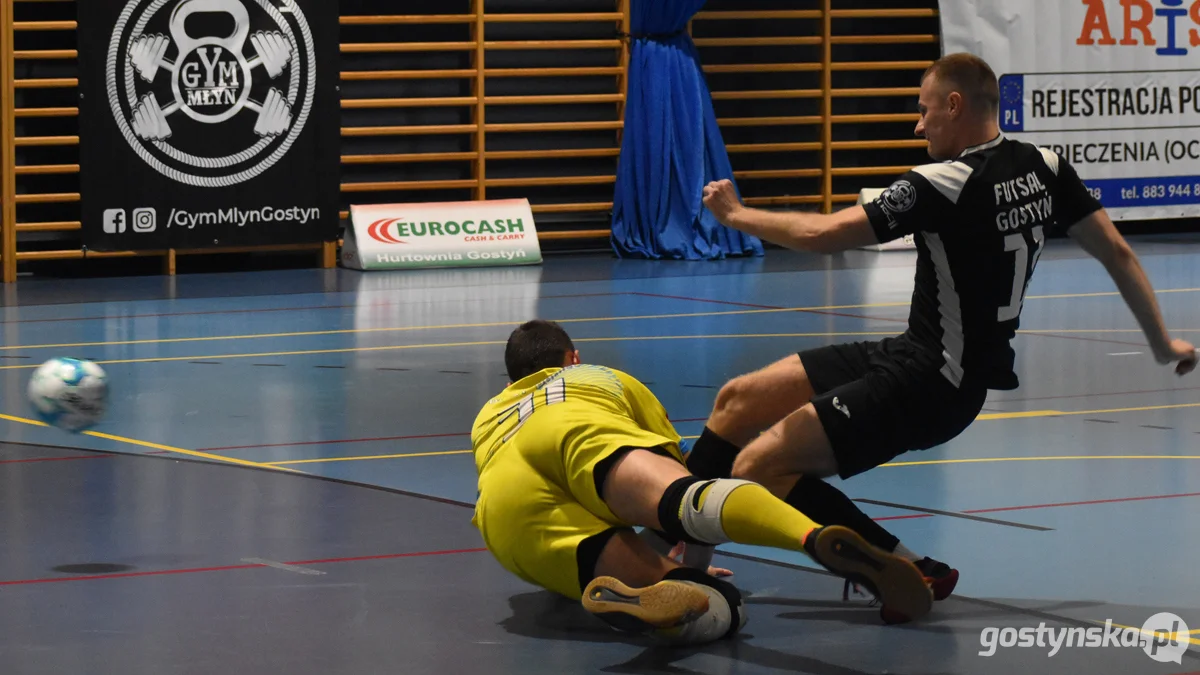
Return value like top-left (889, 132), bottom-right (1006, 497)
top-left (999, 225), bottom-right (1045, 322)
top-left (500, 376), bottom-right (567, 442)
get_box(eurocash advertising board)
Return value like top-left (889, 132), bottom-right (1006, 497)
top-left (342, 199), bottom-right (543, 270)
top-left (940, 0), bottom-right (1200, 221)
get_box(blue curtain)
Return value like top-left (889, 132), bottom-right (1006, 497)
top-left (610, 0), bottom-right (764, 260)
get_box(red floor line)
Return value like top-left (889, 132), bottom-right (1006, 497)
top-left (203, 394), bottom-right (1191, 453)
top-left (0, 563), bottom-right (266, 586)
top-left (205, 423), bottom-right (736, 453)
top-left (292, 548), bottom-right (488, 566)
top-left (208, 416), bottom-right (719, 452)
top-left (635, 291), bottom-right (1157, 348)
top-left (963, 491), bottom-right (1200, 514)
top-left (991, 385), bottom-right (1200, 403)
top-left (543, 292), bottom-right (630, 300)
top-left (0, 304), bottom-right (361, 325)
top-left (0, 455), bottom-right (107, 466)
top-left (628, 289), bottom-right (907, 324)
top-left (817, 311), bottom-right (906, 323)
top-left (628, 291), bottom-right (782, 310)
top-left (202, 393), bottom-right (1176, 452)
top-left (0, 492), bottom-right (1190, 586)
top-left (1022, 332), bottom-right (1147, 348)
top-left (0, 547), bottom-right (488, 586)
top-left (865, 491), bottom-right (1200, 525)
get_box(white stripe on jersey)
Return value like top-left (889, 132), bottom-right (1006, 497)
top-left (924, 232), bottom-right (965, 388)
top-left (912, 162), bottom-right (975, 204)
top-left (1037, 147), bottom-right (1060, 175)
top-left (554, 364), bottom-right (624, 397)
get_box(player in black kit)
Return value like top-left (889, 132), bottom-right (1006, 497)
top-left (686, 52), bottom-right (1198, 622)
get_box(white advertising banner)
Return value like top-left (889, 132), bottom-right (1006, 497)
top-left (939, 0), bottom-right (1200, 220)
top-left (342, 199), bottom-right (544, 270)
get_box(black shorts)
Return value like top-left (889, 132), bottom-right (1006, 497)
top-left (800, 335), bottom-right (987, 479)
top-left (575, 526), bottom-right (627, 593)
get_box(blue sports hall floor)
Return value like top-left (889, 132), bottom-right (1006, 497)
top-left (1, 234), bottom-right (1198, 674)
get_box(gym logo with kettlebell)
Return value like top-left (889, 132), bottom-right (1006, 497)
top-left (106, 0), bottom-right (317, 189)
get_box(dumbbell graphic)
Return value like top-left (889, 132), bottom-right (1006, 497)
top-left (126, 0), bottom-right (294, 141)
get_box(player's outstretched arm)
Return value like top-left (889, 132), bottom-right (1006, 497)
top-left (1067, 210), bottom-right (1197, 375)
top-left (702, 179), bottom-right (879, 254)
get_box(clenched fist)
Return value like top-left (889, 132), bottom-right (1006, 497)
top-left (703, 179), bottom-right (743, 226)
top-left (1161, 338), bottom-right (1198, 376)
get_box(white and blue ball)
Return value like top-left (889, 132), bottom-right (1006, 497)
top-left (27, 357), bottom-right (109, 432)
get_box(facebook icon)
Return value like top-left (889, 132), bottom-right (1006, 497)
top-left (103, 209), bottom-right (126, 234)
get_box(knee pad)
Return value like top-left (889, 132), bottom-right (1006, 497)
top-left (657, 476), bottom-right (755, 547)
top-left (652, 566), bottom-right (747, 645)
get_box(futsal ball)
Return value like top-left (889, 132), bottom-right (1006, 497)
top-left (27, 357), bottom-right (109, 432)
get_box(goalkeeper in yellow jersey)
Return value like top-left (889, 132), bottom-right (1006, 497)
top-left (470, 320), bottom-right (933, 644)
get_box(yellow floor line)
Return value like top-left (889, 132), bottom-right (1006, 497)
top-left (1054, 402), bottom-right (1200, 416)
top-left (2, 284), bottom-right (1197, 352)
top-left (977, 410), bottom-right (1063, 420)
top-left (270, 449), bottom-right (474, 466)
top-left (0, 339), bottom-right (509, 370)
top-left (0, 308), bottom-right (828, 352)
top-left (0, 333), bottom-right (899, 371)
top-left (885, 455), bottom-right (1200, 468)
top-left (5, 328), bottom-right (1196, 372)
top-left (1099, 621), bottom-right (1200, 647)
top-left (269, 449), bottom-right (1200, 469)
top-left (7, 321), bottom-right (1186, 353)
top-left (263, 401), bottom-right (1199, 466)
top-left (0, 413), bottom-right (300, 473)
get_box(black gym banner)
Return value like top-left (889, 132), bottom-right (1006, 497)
top-left (78, 0), bottom-right (340, 251)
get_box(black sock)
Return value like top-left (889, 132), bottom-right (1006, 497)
top-left (784, 476), bottom-right (900, 553)
top-left (686, 426), bottom-right (740, 479)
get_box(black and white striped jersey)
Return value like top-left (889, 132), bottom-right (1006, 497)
top-left (862, 135), bottom-right (1103, 391)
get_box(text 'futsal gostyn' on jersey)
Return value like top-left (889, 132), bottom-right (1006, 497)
top-left (862, 135), bottom-right (1103, 391)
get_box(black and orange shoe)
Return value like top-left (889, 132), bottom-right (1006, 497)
top-left (803, 526), bottom-right (933, 624)
top-left (845, 558), bottom-right (959, 600)
top-left (915, 556), bottom-right (959, 601)
top-left (870, 557), bottom-right (958, 624)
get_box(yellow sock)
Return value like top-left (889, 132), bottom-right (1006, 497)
top-left (695, 482), bottom-right (821, 552)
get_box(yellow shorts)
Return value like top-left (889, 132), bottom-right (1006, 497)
top-left (472, 403), bottom-right (684, 600)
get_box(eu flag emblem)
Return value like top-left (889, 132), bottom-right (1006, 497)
top-left (999, 74), bottom-right (1024, 132)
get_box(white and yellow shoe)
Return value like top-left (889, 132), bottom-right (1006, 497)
top-left (583, 575), bottom-right (710, 630)
top-left (583, 571), bottom-right (743, 646)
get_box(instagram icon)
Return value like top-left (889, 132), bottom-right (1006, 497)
top-left (132, 208), bottom-right (157, 233)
